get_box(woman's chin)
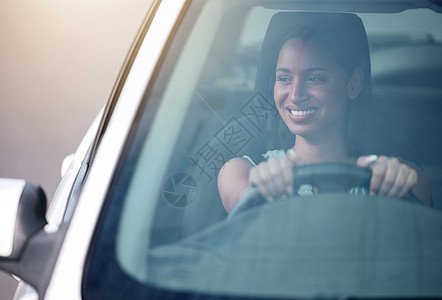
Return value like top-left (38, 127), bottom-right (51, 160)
top-left (287, 126), bottom-right (313, 137)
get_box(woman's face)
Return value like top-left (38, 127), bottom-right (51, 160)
top-left (274, 38), bottom-right (354, 140)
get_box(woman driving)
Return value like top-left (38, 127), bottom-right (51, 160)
top-left (218, 12), bottom-right (431, 213)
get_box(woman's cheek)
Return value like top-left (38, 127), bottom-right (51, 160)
top-left (273, 86), bottom-right (288, 106)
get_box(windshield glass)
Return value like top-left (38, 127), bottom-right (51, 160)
top-left (84, 1), bottom-right (442, 299)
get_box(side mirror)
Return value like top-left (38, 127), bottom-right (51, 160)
top-left (0, 179), bottom-right (47, 260)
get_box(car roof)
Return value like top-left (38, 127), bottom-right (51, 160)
top-left (259, 0), bottom-right (442, 13)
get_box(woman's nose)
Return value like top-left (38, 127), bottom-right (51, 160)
top-left (289, 79), bottom-right (308, 103)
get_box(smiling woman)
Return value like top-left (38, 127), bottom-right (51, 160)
top-left (1, 0), bottom-right (440, 299)
top-left (274, 39), bottom-right (354, 135)
top-left (79, 1), bottom-right (442, 299)
top-left (218, 12), bottom-right (431, 212)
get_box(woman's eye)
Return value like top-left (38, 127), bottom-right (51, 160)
top-left (276, 76), bottom-right (292, 84)
top-left (306, 75), bottom-right (325, 83)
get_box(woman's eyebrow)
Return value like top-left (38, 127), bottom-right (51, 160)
top-left (306, 67), bottom-right (330, 73)
top-left (275, 67), bottom-right (331, 73)
top-left (275, 67), bottom-right (291, 73)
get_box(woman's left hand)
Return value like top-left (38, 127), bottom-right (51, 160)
top-left (357, 155), bottom-right (418, 198)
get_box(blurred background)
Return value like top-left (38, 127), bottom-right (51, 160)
top-left (0, 1), bottom-right (150, 298)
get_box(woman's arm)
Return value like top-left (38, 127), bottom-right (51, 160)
top-left (218, 150), bottom-right (302, 213)
top-left (218, 157), bottom-right (255, 213)
top-left (410, 163), bottom-right (432, 206)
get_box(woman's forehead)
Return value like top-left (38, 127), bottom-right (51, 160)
top-left (277, 38), bottom-right (342, 71)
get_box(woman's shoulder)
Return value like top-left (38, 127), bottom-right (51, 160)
top-left (221, 156), bottom-right (255, 173)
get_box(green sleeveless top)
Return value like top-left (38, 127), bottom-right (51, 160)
top-left (244, 149), bottom-right (368, 196)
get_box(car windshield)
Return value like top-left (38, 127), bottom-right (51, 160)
top-left (84, 1), bottom-right (442, 299)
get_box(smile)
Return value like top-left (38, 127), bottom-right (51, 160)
top-left (289, 109), bottom-right (318, 116)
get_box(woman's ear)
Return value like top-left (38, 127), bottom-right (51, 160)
top-left (347, 67), bottom-right (364, 100)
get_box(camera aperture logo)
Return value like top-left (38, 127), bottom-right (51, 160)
top-left (163, 173), bottom-right (198, 207)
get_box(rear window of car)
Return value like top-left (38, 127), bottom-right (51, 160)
top-left (83, 1), bottom-right (442, 299)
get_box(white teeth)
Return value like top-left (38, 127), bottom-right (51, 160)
top-left (290, 109), bottom-right (317, 116)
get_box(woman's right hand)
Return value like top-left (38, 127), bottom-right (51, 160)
top-left (248, 149), bottom-right (302, 202)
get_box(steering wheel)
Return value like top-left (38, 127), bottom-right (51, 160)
top-left (229, 163), bottom-right (371, 218)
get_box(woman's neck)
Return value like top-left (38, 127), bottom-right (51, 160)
top-left (293, 131), bottom-right (350, 164)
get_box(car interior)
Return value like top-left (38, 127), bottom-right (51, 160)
top-left (143, 5), bottom-right (442, 249)
top-left (82, 2), bottom-right (442, 298)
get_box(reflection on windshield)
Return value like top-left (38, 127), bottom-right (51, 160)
top-left (85, 1), bottom-right (442, 299)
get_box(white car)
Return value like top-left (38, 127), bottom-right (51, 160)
top-left (1, 0), bottom-right (442, 299)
